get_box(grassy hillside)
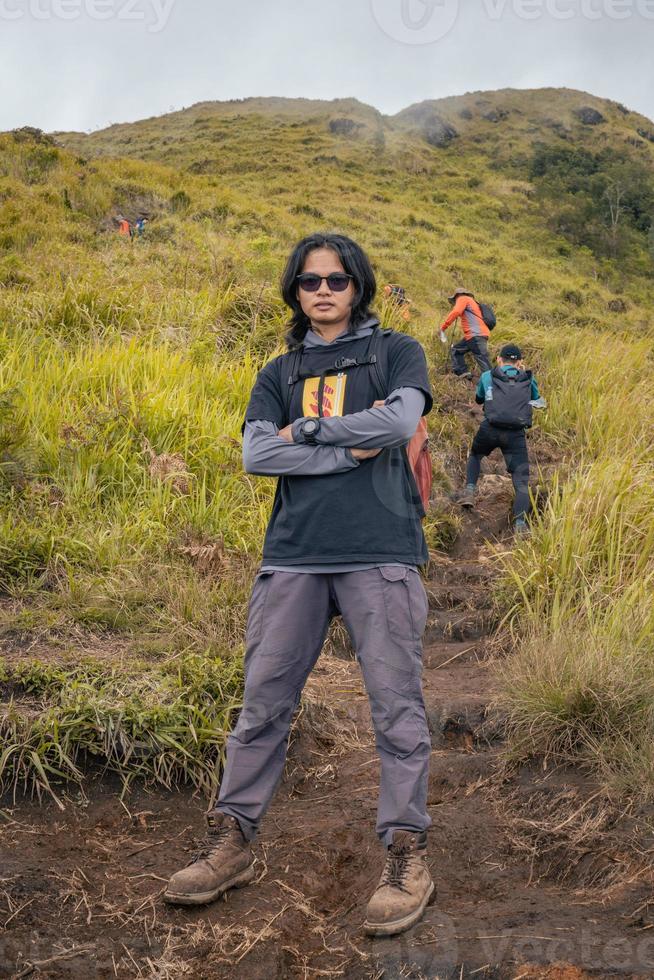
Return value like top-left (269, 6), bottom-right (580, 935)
top-left (0, 88), bottom-right (653, 801)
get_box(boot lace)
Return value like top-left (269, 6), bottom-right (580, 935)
top-left (380, 844), bottom-right (412, 894)
top-left (190, 823), bottom-right (231, 863)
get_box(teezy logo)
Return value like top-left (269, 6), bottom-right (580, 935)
top-left (370, 0), bottom-right (460, 43)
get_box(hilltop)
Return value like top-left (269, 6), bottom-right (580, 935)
top-left (3, 87), bottom-right (653, 320)
top-left (54, 87), bottom-right (654, 168)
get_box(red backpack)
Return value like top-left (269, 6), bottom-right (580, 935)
top-left (366, 328), bottom-right (433, 514)
top-left (406, 416), bottom-right (432, 514)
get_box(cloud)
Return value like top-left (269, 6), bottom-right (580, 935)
top-left (1, 0), bottom-right (652, 132)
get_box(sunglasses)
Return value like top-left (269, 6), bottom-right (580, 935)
top-left (296, 273), bottom-right (354, 293)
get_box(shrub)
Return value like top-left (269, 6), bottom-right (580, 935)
top-left (170, 189), bottom-right (192, 212)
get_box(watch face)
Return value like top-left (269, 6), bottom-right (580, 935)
top-left (304, 419), bottom-right (318, 433)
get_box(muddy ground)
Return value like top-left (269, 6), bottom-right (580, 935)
top-left (2, 431), bottom-right (654, 979)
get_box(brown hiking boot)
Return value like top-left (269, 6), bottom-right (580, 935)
top-left (364, 831), bottom-right (435, 937)
top-left (164, 811), bottom-right (255, 906)
top-left (459, 486), bottom-right (476, 509)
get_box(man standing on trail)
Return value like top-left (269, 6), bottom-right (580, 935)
top-left (439, 288), bottom-right (492, 377)
top-left (460, 344), bottom-right (543, 536)
top-left (165, 233), bottom-right (436, 937)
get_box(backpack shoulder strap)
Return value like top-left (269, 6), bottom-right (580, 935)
top-left (297, 326), bottom-right (392, 395)
top-left (283, 327), bottom-right (393, 418)
top-left (366, 326), bottom-right (393, 400)
top-left (283, 346), bottom-right (303, 423)
top-left (491, 367), bottom-right (531, 385)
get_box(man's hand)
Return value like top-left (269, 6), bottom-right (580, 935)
top-left (278, 424), bottom-right (294, 443)
top-left (350, 447), bottom-right (383, 460)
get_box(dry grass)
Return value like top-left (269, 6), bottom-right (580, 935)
top-left (488, 774), bottom-right (654, 892)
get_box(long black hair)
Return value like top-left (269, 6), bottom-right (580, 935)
top-left (280, 233), bottom-right (377, 349)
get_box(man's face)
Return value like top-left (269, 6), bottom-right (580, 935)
top-left (297, 248), bottom-right (356, 329)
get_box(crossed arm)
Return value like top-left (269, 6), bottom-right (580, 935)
top-left (243, 387), bottom-right (426, 478)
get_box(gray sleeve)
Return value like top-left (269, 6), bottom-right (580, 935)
top-left (243, 420), bottom-right (360, 477)
top-left (292, 388), bottom-right (426, 450)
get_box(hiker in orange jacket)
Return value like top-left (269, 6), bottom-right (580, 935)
top-left (117, 216), bottom-right (132, 238)
top-left (439, 288), bottom-right (492, 378)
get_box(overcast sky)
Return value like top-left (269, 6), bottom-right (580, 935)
top-left (1, 0), bottom-right (653, 133)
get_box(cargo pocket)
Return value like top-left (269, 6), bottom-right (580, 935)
top-left (409, 569), bottom-right (429, 638)
top-left (379, 566), bottom-right (428, 646)
top-left (244, 570), bottom-right (274, 647)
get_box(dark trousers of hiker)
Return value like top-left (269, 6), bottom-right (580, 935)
top-left (217, 567), bottom-right (432, 846)
top-left (466, 420), bottom-right (531, 521)
top-left (451, 337), bottom-right (491, 376)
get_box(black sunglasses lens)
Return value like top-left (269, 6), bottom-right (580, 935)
top-left (327, 275), bottom-right (351, 292)
top-left (297, 274), bottom-right (352, 292)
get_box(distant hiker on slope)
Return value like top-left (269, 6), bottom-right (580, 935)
top-left (117, 216), bottom-right (132, 238)
top-left (135, 217), bottom-right (147, 237)
top-left (460, 343), bottom-right (544, 537)
top-left (384, 283), bottom-right (412, 322)
top-left (164, 232), bottom-right (436, 937)
top-left (439, 288), bottom-right (492, 377)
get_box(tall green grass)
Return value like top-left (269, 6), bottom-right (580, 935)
top-left (0, 654), bottom-right (243, 804)
top-left (496, 331), bottom-right (654, 796)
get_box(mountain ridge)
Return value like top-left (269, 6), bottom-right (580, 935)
top-left (47, 86), bottom-right (654, 142)
top-left (43, 88), bottom-right (654, 196)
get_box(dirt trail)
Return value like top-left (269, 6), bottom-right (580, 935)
top-left (2, 487), bottom-right (654, 978)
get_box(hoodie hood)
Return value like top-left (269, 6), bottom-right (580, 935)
top-left (303, 315), bottom-right (380, 349)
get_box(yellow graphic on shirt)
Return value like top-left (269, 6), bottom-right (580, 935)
top-left (302, 374), bottom-right (347, 418)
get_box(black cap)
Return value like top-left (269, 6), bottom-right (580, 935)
top-left (499, 344), bottom-right (522, 361)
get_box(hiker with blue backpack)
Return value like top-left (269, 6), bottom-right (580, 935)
top-left (460, 344), bottom-right (544, 537)
top-left (439, 288), bottom-right (495, 377)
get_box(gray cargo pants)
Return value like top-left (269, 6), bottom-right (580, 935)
top-left (451, 336), bottom-right (491, 376)
top-left (217, 566), bottom-right (432, 846)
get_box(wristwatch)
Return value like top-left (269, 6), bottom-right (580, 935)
top-left (300, 418), bottom-right (321, 445)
